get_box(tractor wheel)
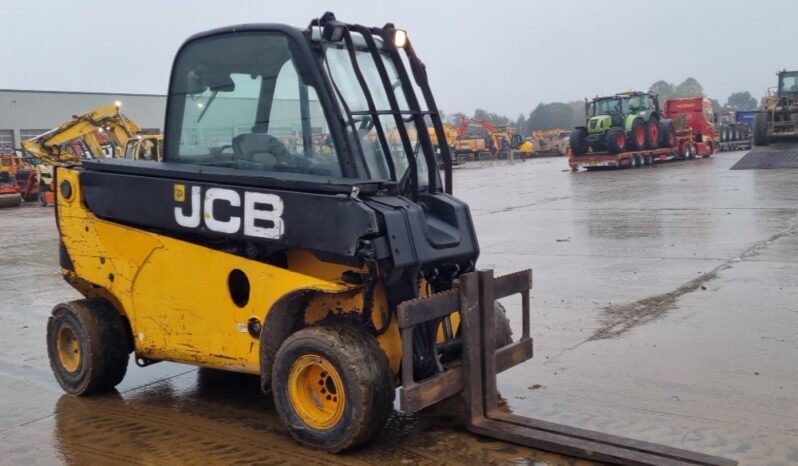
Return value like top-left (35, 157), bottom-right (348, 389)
top-left (705, 142), bottom-right (714, 158)
top-left (46, 300), bottom-right (130, 395)
top-left (658, 119), bottom-right (676, 148)
top-left (754, 112), bottom-right (769, 146)
top-left (627, 118), bottom-right (646, 151)
top-left (605, 127), bottom-right (626, 154)
top-left (645, 117), bottom-right (659, 149)
top-left (569, 128), bottom-right (589, 155)
top-left (272, 321), bottom-right (394, 453)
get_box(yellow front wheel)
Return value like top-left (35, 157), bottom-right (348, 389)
top-left (287, 354), bottom-right (346, 430)
top-left (272, 321), bottom-right (394, 453)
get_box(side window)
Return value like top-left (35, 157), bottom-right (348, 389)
top-left (268, 62), bottom-right (340, 174)
top-left (124, 141), bottom-right (137, 160)
top-left (167, 33), bottom-right (343, 179)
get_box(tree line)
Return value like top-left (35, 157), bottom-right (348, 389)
top-left (448, 78), bottom-right (761, 135)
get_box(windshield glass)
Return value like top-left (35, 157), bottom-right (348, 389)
top-left (166, 32), bottom-right (343, 179)
top-left (779, 73), bottom-right (798, 94)
top-left (123, 141), bottom-right (137, 160)
top-left (323, 35), bottom-right (431, 189)
top-left (593, 98), bottom-right (623, 115)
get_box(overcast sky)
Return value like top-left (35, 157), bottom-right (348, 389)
top-left (3, 0), bottom-right (796, 117)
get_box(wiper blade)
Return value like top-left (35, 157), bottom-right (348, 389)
top-left (197, 90), bottom-right (219, 123)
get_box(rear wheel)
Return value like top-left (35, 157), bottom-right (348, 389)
top-left (658, 119), bottom-right (676, 148)
top-left (272, 321), bottom-right (394, 453)
top-left (645, 117), bottom-right (659, 149)
top-left (705, 141), bottom-right (714, 157)
top-left (569, 128), bottom-right (589, 155)
top-left (627, 118), bottom-right (646, 151)
top-left (605, 127), bottom-right (626, 154)
top-left (46, 300), bottom-right (130, 395)
top-left (754, 112), bottom-right (769, 146)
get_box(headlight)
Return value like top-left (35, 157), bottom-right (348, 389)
top-left (393, 29), bottom-right (408, 48)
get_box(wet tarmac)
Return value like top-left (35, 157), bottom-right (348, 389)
top-left (1, 152), bottom-right (796, 465)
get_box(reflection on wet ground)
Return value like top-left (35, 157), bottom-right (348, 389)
top-left (2, 152), bottom-right (797, 464)
top-left (4, 369), bottom-right (589, 466)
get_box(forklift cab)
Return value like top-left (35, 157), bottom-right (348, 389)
top-left (164, 13), bottom-right (452, 198)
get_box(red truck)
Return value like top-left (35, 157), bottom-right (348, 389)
top-left (664, 97), bottom-right (719, 155)
top-left (569, 96), bottom-right (719, 171)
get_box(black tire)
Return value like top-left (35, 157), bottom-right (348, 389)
top-left (754, 112), bottom-right (770, 146)
top-left (627, 118), bottom-right (646, 151)
top-left (721, 126), bottom-right (729, 142)
top-left (605, 127), bottom-right (626, 154)
top-left (569, 128), bottom-right (589, 155)
top-left (47, 300), bottom-right (130, 395)
top-left (658, 119), bottom-right (676, 148)
top-left (687, 144), bottom-right (696, 160)
top-left (645, 117), bottom-right (659, 149)
top-left (271, 321), bottom-right (394, 453)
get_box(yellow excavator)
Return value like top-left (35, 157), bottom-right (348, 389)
top-left (45, 13), bottom-right (735, 465)
top-left (21, 103), bottom-right (162, 205)
top-left (22, 103), bottom-right (163, 165)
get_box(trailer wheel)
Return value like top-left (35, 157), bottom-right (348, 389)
top-left (645, 117), bottom-right (659, 149)
top-left (753, 112), bottom-right (769, 146)
top-left (658, 119), bottom-right (676, 148)
top-left (46, 300), bottom-right (130, 395)
top-left (271, 321), bottom-right (394, 453)
top-left (627, 118), bottom-right (646, 151)
top-left (569, 128), bottom-right (589, 155)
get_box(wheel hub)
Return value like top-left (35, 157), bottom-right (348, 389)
top-left (288, 354), bottom-right (346, 430)
top-left (56, 326), bottom-right (81, 373)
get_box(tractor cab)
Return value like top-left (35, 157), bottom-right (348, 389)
top-left (587, 96), bottom-right (625, 134)
top-left (777, 70), bottom-right (798, 96)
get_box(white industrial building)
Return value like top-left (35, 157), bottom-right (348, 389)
top-left (0, 89), bottom-right (166, 150)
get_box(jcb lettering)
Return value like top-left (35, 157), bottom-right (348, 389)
top-left (173, 185), bottom-right (284, 239)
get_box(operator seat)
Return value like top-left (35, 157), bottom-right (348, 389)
top-left (232, 133), bottom-right (294, 171)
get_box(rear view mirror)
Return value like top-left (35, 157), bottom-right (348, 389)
top-left (186, 68), bottom-right (236, 97)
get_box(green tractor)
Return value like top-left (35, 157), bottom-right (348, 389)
top-left (570, 92), bottom-right (675, 155)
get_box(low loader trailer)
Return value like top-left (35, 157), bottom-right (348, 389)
top-left (569, 129), bottom-right (712, 171)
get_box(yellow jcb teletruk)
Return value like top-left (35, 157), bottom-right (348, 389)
top-left (47, 13), bottom-right (735, 465)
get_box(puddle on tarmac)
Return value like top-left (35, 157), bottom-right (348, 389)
top-left (1, 369), bottom-right (596, 466)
